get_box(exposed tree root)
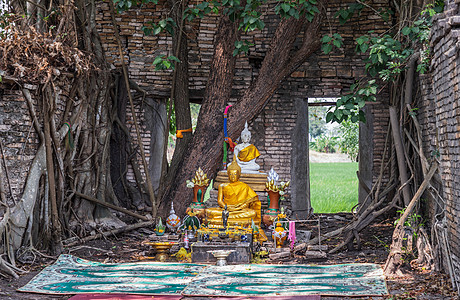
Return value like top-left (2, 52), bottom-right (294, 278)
top-left (63, 220), bottom-right (154, 247)
top-left (384, 162), bottom-right (438, 276)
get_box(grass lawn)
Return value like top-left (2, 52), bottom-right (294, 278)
top-left (310, 162), bottom-right (359, 213)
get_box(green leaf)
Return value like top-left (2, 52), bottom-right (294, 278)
top-left (168, 55), bottom-right (181, 63)
top-left (345, 103), bottom-right (355, 110)
top-left (332, 33), bottom-right (343, 40)
top-left (153, 55), bottom-right (164, 65)
top-left (322, 43), bottom-right (333, 54)
top-left (334, 109), bottom-right (343, 120)
top-left (369, 85), bottom-right (377, 94)
top-left (359, 43), bottom-right (369, 53)
top-left (321, 35), bottom-right (332, 43)
top-left (332, 39), bottom-right (342, 48)
top-left (356, 36), bottom-right (366, 45)
top-left (336, 97), bottom-right (344, 107)
top-left (326, 111), bottom-right (334, 123)
top-left (402, 26), bottom-right (411, 35)
top-left (281, 3), bottom-right (291, 13)
top-left (358, 110), bottom-right (366, 122)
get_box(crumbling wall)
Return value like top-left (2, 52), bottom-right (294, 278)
top-left (95, 0), bottom-right (392, 214)
top-left (0, 87), bottom-right (38, 203)
top-left (418, 0), bottom-right (460, 280)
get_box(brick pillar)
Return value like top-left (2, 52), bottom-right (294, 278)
top-left (290, 98), bottom-right (311, 218)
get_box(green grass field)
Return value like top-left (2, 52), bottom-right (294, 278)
top-left (310, 162), bottom-right (359, 213)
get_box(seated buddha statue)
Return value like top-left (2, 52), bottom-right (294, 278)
top-left (206, 161), bottom-right (267, 241)
top-left (233, 122), bottom-right (261, 174)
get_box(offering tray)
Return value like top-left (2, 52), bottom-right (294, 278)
top-left (191, 242), bottom-right (252, 264)
top-left (207, 249), bottom-right (235, 266)
top-left (144, 241), bottom-right (176, 262)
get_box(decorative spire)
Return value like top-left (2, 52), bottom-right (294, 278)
top-left (267, 167), bottom-right (279, 184)
top-left (241, 121), bottom-right (251, 139)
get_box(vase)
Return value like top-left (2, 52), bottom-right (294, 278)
top-left (267, 190), bottom-right (280, 210)
top-left (262, 191), bottom-right (281, 227)
top-left (187, 185), bottom-right (207, 220)
top-left (192, 185), bottom-right (207, 205)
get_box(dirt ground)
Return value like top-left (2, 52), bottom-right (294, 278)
top-left (309, 151), bottom-right (353, 163)
top-left (0, 213), bottom-right (457, 300)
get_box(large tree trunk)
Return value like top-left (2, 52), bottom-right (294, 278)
top-left (158, 0), bottom-right (192, 201)
top-left (159, 14), bottom-right (239, 215)
top-left (159, 8), bottom-right (325, 216)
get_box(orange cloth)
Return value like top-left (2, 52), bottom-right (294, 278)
top-left (222, 181), bottom-right (258, 207)
top-left (237, 144), bottom-right (260, 162)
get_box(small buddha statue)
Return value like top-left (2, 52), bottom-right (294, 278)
top-left (233, 122), bottom-right (261, 174)
top-left (206, 161), bottom-right (266, 240)
top-left (222, 205), bottom-right (229, 230)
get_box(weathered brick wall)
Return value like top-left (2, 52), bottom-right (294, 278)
top-left (95, 0), bottom-right (392, 212)
top-left (418, 0), bottom-right (460, 279)
top-left (0, 86), bottom-right (39, 203)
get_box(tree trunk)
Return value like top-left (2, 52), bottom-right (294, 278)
top-left (159, 14), bottom-right (239, 216)
top-left (158, 0), bottom-right (192, 201)
top-left (159, 8), bottom-right (325, 216)
top-left (110, 74), bottom-right (130, 207)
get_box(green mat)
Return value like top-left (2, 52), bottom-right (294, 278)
top-left (18, 255), bottom-right (205, 295)
top-left (182, 263), bottom-right (387, 296)
top-left (19, 255), bottom-right (388, 296)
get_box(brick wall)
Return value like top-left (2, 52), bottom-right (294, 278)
top-left (0, 0), bottom-right (393, 213)
top-left (0, 87), bottom-right (39, 203)
top-left (417, 0), bottom-right (460, 279)
top-left (95, 0), bottom-right (392, 211)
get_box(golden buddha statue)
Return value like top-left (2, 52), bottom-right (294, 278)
top-left (206, 161), bottom-right (267, 241)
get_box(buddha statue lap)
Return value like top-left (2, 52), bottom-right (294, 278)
top-left (233, 122), bottom-right (261, 174)
top-left (206, 161), bottom-right (267, 241)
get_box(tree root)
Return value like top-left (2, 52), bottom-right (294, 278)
top-left (384, 161), bottom-right (438, 276)
top-left (62, 220), bottom-right (154, 247)
top-left (0, 255), bottom-right (26, 279)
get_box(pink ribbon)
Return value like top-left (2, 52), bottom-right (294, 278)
top-left (288, 221), bottom-right (296, 249)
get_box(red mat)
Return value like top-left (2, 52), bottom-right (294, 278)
top-left (211, 297), bottom-right (320, 300)
top-left (68, 295), bottom-right (182, 300)
top-left (68, 295), bottom-right (320, 300)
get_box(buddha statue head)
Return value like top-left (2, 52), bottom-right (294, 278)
top-left (227, 161), bottom-right (241, 183)
top-left (240, 122), bottom-right (251, 144)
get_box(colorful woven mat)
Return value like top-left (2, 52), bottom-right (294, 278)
top-left (18, 255), bottom-right (205, 295)
top-left (19, 255), bottom-right (387, 296)
top-left (181, 263), bottom-right (387, 297)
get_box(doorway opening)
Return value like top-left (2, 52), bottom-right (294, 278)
top-left (308, 98), bottom-right (359, 213)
